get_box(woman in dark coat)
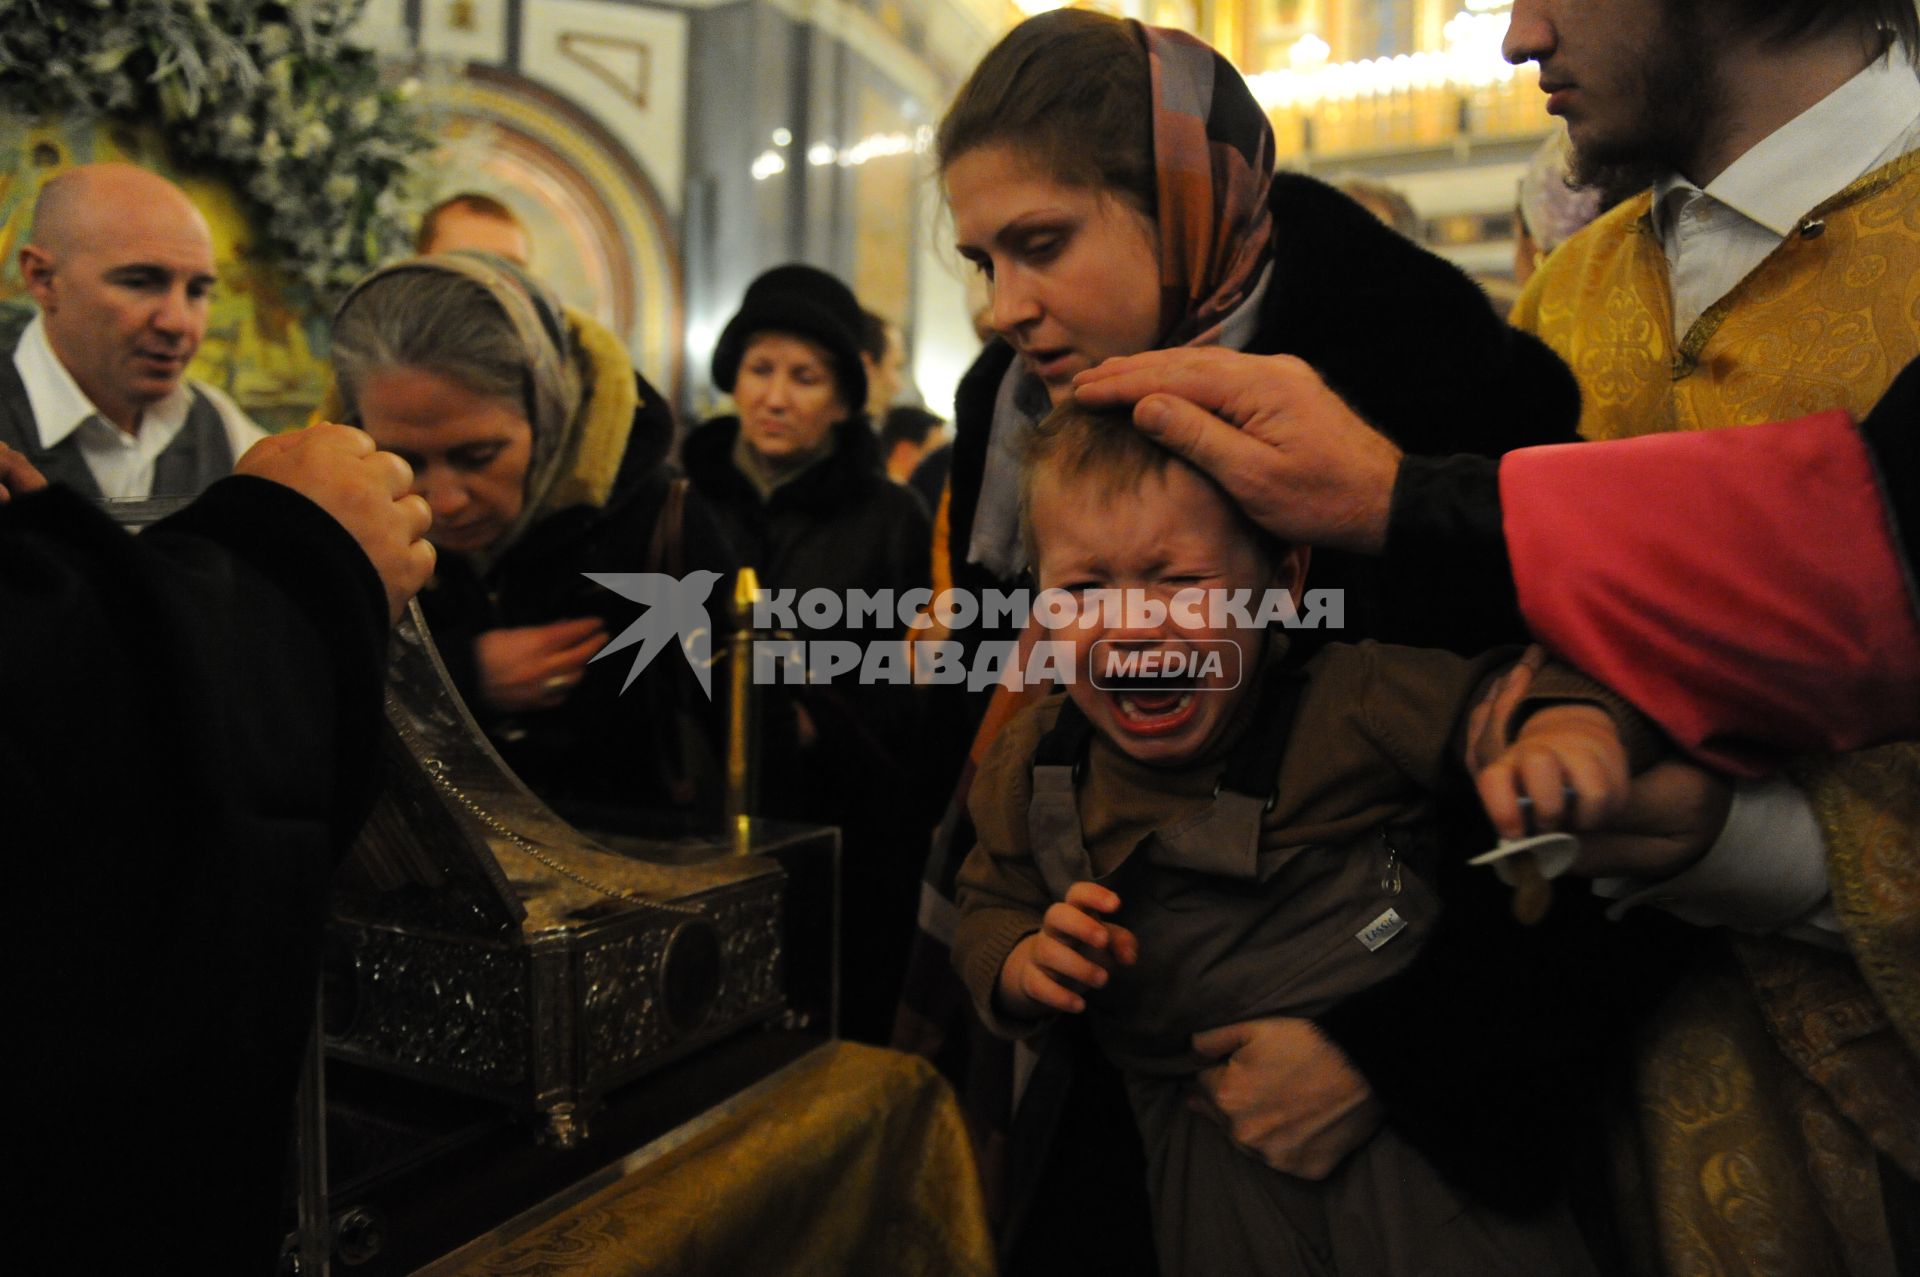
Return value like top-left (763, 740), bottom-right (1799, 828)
top-left (330, 251), bottom-right (735, 828)
top-left (900, 11), bottom-right (1675, 1276)
top-left (683, 263), bottom-right (933, 1042)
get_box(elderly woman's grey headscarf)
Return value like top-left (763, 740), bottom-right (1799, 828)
top-left (330, 251), bottom-right (588, 565)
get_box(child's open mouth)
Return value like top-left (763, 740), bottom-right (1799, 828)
top-left (1088, 641), bottom-right (1241, 739)
top-left (1096, 656), bottom-right (1206, 735)
top-left (1110, 686), bottom-right (1198, 736)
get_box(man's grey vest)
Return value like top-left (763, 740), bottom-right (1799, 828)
top-left (0, 338), bottom-right (234, 500)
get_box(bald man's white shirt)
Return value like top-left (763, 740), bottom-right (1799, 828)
top-left (13, 313), bottom-right (264, 500)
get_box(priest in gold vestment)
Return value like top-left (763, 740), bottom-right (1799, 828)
top-left (1505, 0), bottom-right (1920, 1270)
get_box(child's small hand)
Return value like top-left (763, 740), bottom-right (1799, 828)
top-left (997, 881), bottom-right (1140, 1020)
top-left (1476, 703), bottom-right (1629, 840)
top-left (1462, 645), bottom-right (1546, 772)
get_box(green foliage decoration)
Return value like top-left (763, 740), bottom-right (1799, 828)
top-left (0, 0), bottom-right (432, 304)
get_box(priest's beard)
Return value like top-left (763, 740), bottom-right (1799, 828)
top-left (1569, 5), bottom-right (1730, 199)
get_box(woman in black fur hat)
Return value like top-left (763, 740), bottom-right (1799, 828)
top-left (687, 263), bottom-right (930, 609)
top-left (683, 263), bottom-right (933, 1042)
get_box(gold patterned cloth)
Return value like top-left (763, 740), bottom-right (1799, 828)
top-left (1513, 153), bottom-right (1920, 1275)
top-left (418, 1043), bottom-right (994, 1277)
top-left (1512, 151), bottom-right (1920, 443)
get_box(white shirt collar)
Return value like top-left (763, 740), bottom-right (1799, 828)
top-left (1653, 42), bottom-right (1920, 238)
top-left (11, 311), bottom-right (195, 448)
top-left (14, 312), bottom-right (102, 449)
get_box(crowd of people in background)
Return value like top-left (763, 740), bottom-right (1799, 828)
top-left (3, 0), bottom-right (1919, 1273)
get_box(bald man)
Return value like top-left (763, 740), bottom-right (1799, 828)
top-left (416, 191), bottom-right (533, 266)
top-left (0, 162), bottom-right (264, 502)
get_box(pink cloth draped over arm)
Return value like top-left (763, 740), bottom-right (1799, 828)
top-left (1501, 410), bottom-right (1920, 777)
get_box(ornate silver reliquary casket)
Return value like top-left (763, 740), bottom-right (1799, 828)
top-left (322, 605), bottom-right (822, 1146)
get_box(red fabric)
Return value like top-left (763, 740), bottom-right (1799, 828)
top-left (1502, 410), bottom-right (1920, 777)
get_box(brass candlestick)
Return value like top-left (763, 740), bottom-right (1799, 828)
top-left (725, 566), bottom-right (759, 853)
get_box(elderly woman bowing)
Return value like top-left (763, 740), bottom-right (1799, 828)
top-left (330, 252), bottom-right (734, 826)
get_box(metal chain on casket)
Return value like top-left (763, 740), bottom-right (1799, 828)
top-left (422, 756), bottom-right (703, 917)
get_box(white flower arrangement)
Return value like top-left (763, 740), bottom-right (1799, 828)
top-left (0, 0), bottom-right (432, 305)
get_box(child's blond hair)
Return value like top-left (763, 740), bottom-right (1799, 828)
top-left (1016, 400), bottom-right (1287, 572)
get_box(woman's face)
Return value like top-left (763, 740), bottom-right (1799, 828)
top-left (947, 143), bottom-right (1163, 404)
top-left (357, 365), bottom-right (534, 555)
top-left (735, 332), bottom-right (848, 467)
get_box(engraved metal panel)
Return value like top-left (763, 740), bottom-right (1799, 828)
top-left (707, 889), bottom-right (785, 1022)
top-left (578, 926), bottom-right (677, 1073)
top-left (330, 924), bottom-right (530, 1086)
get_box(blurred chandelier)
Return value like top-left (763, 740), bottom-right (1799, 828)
top-left (1248, 4), bottom-right (1519, 109)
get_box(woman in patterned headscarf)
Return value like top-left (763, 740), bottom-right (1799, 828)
top-left (908, 11), bottom-right (1638, 1275)
top-left (935, 9), bottom-right (1582, 657)
top-left (329, 252), bottom-right (734, 824)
